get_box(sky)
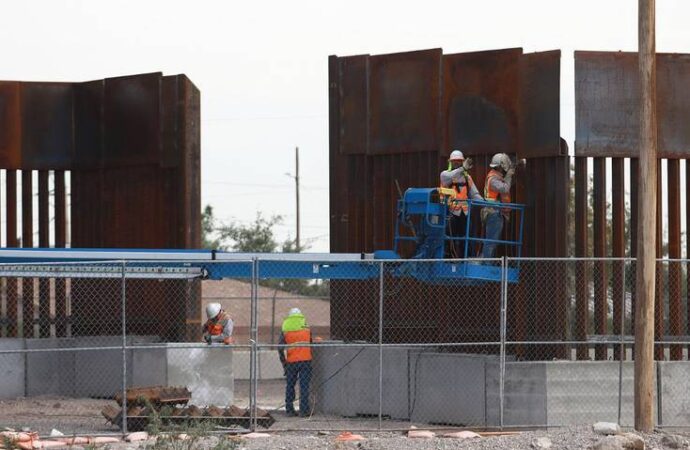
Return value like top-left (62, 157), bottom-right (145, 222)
top-left (2, 0), bottom-right (689, 252)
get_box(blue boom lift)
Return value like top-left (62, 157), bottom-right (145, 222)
top-left (0, 187), bottom-right (524, 284)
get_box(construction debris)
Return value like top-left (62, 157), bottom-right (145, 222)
top-left (335, 432), bottom-right (366, 442)
top-left (102, 385), bottom-right (275, 431)
top-left (443, 430), bottom-right (481, 439)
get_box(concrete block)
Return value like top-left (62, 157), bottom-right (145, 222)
top-left (502, 362), bottom-right (547, 427)
top-left (546, 361), bottom-right (651, 427)
top-left (25, 338), bottom-right (74, 397)
top-left (312, 345), bottom-right (361, 417)
top-left (410, 353), bottom-right (487, 426)
top-left (658, 361), bottom-right (690, 427)
top-left (73, 336), bottom-right (131, 398)
top-left (0, 338), bottom-right (25, 399)
top-left (167, 344), bottom-right (233, 406)
top-left (259, 350), bottom-right (284, 380)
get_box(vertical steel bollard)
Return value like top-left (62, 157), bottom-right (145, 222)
top-left (378, 261), bottom-right (384, 430)
top-left (499, 257), bottom-right (508, 430)
top-left (618, 260), bottom-right (626, 425)
top-left (121, 261), bottom-right (128, 436)
top-left (249, 258), bottom-right (259, 431)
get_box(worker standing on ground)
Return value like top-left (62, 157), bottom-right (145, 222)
top-left (481, 153), bottom-right (514, 258)
top-left (440, 149), bottom-right (482, 258)
top-left (202, 302), bottom-right (234, 345)
top-left (278, 307), bottom-right (312, 417)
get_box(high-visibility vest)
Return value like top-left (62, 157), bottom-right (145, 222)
top-left (442, 176), bottom-right (474, 215)
top-left (282, 313), bottom-right (312, 363)
top-left (205, 311), bottom-right (230, 336)
top-left (484, 169), bottom-right (511, 214)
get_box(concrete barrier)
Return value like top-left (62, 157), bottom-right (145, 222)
top-left (0, 339), bottom-right (25, 399)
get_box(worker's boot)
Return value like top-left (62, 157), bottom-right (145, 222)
top-left (285, 409), bottom-right (297, 417)
top-left (299, 409), bottom-right (311, 418)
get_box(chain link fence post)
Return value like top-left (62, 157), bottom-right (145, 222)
top-left (249, 257), bottom-right (258, 431)
top-left (120, 260), bottom-right (128, 436)
top-left (500, 256), bottom-right (508, 430)
top-left (378, 260), bottom-right (384, 430)
top-left (617, 260), bottom-right (626, 425)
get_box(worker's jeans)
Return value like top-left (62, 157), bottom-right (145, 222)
top-left (482, 211), bottom-right (504, 258)
top-left (285, 360), bottom-right (312, 413)
top-left (446, 213), bottom-right (468, 258)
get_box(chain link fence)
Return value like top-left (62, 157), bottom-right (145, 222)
top-left (1, 257), bottom-right (690, 435)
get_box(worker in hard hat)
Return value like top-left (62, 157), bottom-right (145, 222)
top-left (278, 307), bottom-right (312, 417)
top-left (440, 149), bottom-right (482, 258)
top-left (481, 153), bottom-right (515, 258)
top-left (202, 302), bottom-right (234, 345)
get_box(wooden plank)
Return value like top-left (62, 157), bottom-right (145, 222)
top-left (612, 158), bottom-right (625, 360)
top-left (593, 157), bottom-right (608, 360)
top-left (21, 170), bottom-right (34, 338)
top-left (38, 170), bottom-right (50, 338)
top-left (667, 159), bottom-right (682, 360)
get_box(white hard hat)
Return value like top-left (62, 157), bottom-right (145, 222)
top-left (490, 153), bottom-right (512, 172)
top-left (449, 150), bottom-right (465, 161)
top-left (289, 307), bottom-right (302, 316)
top-left (206, 303), bottom-right (222, 320)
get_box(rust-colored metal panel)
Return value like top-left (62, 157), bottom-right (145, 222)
top-left (0, 82), bottom-right (21, 169)
top-left (575, 157), bottom-right (589, 359)
top-left (38, 170), bottom-right (50, 337)
top-left (655, 164), bottom-right (664, 360)
top-left (21, 83), bottom-right (74, 169)
top-left (5, 170), bottom-right (17, 337)
top-left (593, 157), bottom-right (607, 360)
top-left (54, 170), bottom-right (67, 337)
top-left (329, 55), bottom-right (347, 253)
top-left (444, 48), bottom-right (521, 156)
top-left (177, 75), bottom-right (201, 250)
top-left (520, 51), bottom-right (562, 158)
top-left (369, 49), bottom-right (441, 155)
top-left (104, 73), bottom-right (161, 166)
top-left (576, 51), bottom-right (690, 158)
top-left (160, 76), bottom-right (179, 168)
top-left (668, 159), bottom-right (682, 360)
top-left (612, 158), bottom-right (625, 359)
top-left (629, 158), bottom-right (638, 335)
top-left (74, 80), bottom-right (104, 169)
top-left (21, 171), bottom-right (33, 338)
top-left (339, 55), bottom-right (369, 155)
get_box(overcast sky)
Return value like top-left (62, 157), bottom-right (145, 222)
top-left (2, 1), bottom-right (689, 252)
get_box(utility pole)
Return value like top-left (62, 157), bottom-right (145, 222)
top-left (635, 0), bottom-right (657, 432)
top-left (295, 147), bottom-right (300, 252)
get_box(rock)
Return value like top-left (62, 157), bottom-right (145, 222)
top-left (318, 431), bottom-right (331, 436)
top-left (125, 431), bottom-right (149, 442)
top-left (49, 429), bottom-right (64, 437)
top-left (443, 431), bottom-right (481, 439)
top-left (661, 434), bottom-right (688, 449)
top-left (594, 422), bottom-right (622, 436)
top-left (408, 429), bottom-right (435, 438)
top-left (532, 437), bottom-right (553, 449)
top-left (591, 434), bottom-right (645, 450)
top-left (243, 432), bottom-right (271, 439)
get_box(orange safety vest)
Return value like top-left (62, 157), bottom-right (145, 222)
top-left (442, 176), bottom-right (474, 215)
top-left (204, 311), bottom-right (232, 343)
top-left (284, 328), bottom-right (313, 363)
top-left (484, 169), bottom-right (511, 214)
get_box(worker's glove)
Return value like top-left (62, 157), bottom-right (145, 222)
top-left (506, 168), bottom-right (515, 178)
top-left (204, 335), bottom-right (212, 345)
top-left (463, 158), bottom-right (473, 171)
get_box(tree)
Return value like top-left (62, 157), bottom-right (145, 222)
top-left (201, 205), bottom-right (227, 250)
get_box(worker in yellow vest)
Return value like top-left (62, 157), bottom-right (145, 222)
top-left (278, 307), bottom-right (312, 417)
top-left (202, 302), bottom-right (234, 345)
top-left (440, 150), bottom-right (482, 258)
top-left (481, 153), bottom-right (514, 258)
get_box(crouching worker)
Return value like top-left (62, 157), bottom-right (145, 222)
top-left (203, 302), bottom-right (234, 345)
top-left (278, 307), bottom-right (312, 417)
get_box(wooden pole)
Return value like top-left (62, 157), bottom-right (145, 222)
top-left (635, 0), bottom-right (657, 432)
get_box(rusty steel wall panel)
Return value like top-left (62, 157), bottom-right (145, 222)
top-left (38, 171), bottom-right (49, 337)
top-left (576, 51), bottom-right (690, 158)
top-left (443, 48), bottom-right (521, 156)
top-left (593, 158), bottom-right (607, 360)
top-left (21, 83), bottom-right (74, 169)
top-left (54, 170), bottom-right (67, 337)
top-left (0, 82), bottom-right (21, 169)
top-left (104, 73), bottom-right (161, 167)
top-left (668, 159), bottom-right (682, 360)
top-left (574, 157), bottom-right (589, 359)
top-left (611, 158), bottom-right (625, 359)
top-left (655, 165), bottom-right (664, 360)
top-left (5, 170), bottom-right (18, 337)
top-left (369, 49), bottom-right (441, 155)
top-left (339, 55), bottom-right (369, 155)
top-left (74, 80), bottom-right (104, 169)
top-left (21, 171), bottom-right (33, 338)
top-left (520, 51), bottom-right (563, 158)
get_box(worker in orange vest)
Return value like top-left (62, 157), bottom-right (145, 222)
top-left (202, 302), bottom-right (234, 345)
top-left (481, 153), bottom-right (514, 258)
top-left (278, 307), bottom-right (312, 417)
top-left (440, 150), bottom-right (482, 258)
